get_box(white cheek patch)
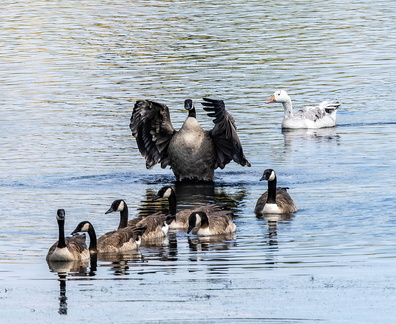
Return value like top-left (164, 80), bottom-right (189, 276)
top-left (163, 188), bottom-right (172, 198)
top-left (81, 223), bottom-right (90, 232)
top-left (194, 213), bottom-right (201, 226)
top-left (268, 171), bottom-right (276, 181)
top-left (117, 200), bottom-right (125, 211)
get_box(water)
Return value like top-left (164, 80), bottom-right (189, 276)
top-left (1, 0), bottom-right (396, 322)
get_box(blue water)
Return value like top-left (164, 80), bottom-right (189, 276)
top-left (1, 0), bottom-right (396, 322)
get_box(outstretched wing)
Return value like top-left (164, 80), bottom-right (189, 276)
top-left (201, 98), bottom-right (251, 169)
top-left (130, 100), bottom-right (176, 169)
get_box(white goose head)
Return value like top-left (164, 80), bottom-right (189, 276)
top-left (267, 90), bottom-right (290, 104)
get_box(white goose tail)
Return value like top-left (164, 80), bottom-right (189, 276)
top-left (320, 100), bottom-right (341, 114)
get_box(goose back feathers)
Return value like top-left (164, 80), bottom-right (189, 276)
top-left (255, 169), bottom-right (297, 215)
top-left (46, 209), bottom-right (90, 262)
top-left (130, 98), bottom-right (250, 181)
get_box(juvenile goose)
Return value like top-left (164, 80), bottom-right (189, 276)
top-left (155, 186), bottom-right (233, 231)
top-left (255, 169), bottom-right (297, 215)
top-left (46, 209), bottom-right (90, 262)
top-left (267, 90), bottom-right (340, 129)
top-left (71, 221), bottom-right (143, 253)
top-left (187, 211), bottom-right (237, 236)
top-left (130, 98), bottom-right (250, 181)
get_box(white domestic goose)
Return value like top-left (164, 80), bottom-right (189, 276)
top-left (267, 90), bottom-right (340, 129)
top-left (130, 98), bottom-right (250, 181)
top-left (255, 169), bottom-right (297, 215)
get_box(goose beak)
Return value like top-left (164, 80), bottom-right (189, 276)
top-left (105, 207), bottom-right (114, 214)
top-left (259, 176), bottom-right (265, 181)
top-left (187, 226), bottom-right (194, 234)
top-left (266, 95), bottom-right (276, 104)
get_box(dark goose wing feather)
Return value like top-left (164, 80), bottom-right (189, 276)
top-left (201, 98), bottom-right (250, 169)
top-left (130, 100), bottom-right (175, 169)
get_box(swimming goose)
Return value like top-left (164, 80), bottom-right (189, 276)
top-left (267, 90), bottom-right (340, 129)
top-left (105, 199), bottom-right (174, 241)
top-left (255, 169), bottom-right (297, 215)
top-left (130, 98), bottom-right (250, 181)
top-left (71, 221), bottom-right (143, 253)
top-left (155, 186), bottom-right (233, 231)
top-left (187, 211), bottom-right (237, 236)
top-left (133, 212), bottom-right (175, 240)
top-left (46, 209), bottom-right (90, 262)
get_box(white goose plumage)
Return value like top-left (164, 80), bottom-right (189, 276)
top-left (267, 90), bottom-right (340, 129)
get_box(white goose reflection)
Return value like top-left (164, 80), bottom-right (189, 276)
top-left (282, 127), bottom-right (340, 147)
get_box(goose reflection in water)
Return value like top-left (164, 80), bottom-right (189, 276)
top-left (137, 182), bottom-right (247, 219)
top-left (282, 127), bottom-right (340, 147)
top-left (47, 258), bottom-right (95, 315)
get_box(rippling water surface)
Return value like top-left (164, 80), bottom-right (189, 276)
top-left (1, 0), bottom-right (396, 322)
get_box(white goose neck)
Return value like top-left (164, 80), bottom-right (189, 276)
top-left (282, 99), bottom-right (293, 118)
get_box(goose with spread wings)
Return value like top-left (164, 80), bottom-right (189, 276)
top-left (130, 98), bottom-right (250, 181)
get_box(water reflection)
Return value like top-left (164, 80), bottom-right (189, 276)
top-left (97, 251), bottom-right (143, 276)
top-left (137, 181), bottom-right (248, 219)
top-left (282, 127), bottom-right (340, 147)
top-left (47, 259), bottom-right (95, 315)
top-left (257, 213), bottom-right (294, 247)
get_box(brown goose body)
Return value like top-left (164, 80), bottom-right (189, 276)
top-left (254, 169), bottom-right (297, 215)
top-left (187, 211), bottom-right (237, 236)
top-left (46, 209), bottom-right (90, 262)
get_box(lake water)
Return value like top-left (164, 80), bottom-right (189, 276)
top-left (1, 0), bottom-right (396, 322)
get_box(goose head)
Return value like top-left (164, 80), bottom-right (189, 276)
top-left (267, 90), bottom-right (290, 104)
top-left (260, 169), bottom-right (276, 182)
top-left (105, 199), bottom-right (126, 214)
top-left (71, 221), bottom-right (93, 235)
top-left (154, 186), bottom-right (174, 200)
top-left (56, 209), bottom-right (66, 221)
top-left (187, 211), bottom-right (208, 234)
top-left (184, 99), bottom-right (194, 111)
top-left (184, 99), bottom-right (196, 118)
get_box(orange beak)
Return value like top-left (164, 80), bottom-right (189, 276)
top-left (266, 95), bottom-right (276, 104)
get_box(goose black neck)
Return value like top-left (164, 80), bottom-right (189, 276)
top-left (57, 219), bottom-right (66, 249)
top-left (188, 107), bottom-right (196, 118)
top-left (200, 213), bottom-right (209, 228)
top-left (266, 177), bottom-right (277, 204)
top-left (168, 191), bottom-right (177, 215)
top-left (118, 204), bottom-right (129, 229)
top-left (86, 224), bottom-right (98, 252)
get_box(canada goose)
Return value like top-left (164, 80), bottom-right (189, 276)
top-left (267, 90), bottom-right (340, 129)
top-left (71, 221), bottom-right (143, 253)
top-left (155, 186), bottom-right (233, 231)
top-left (255, 169), bottom-right (297, 215)
top-left (46, 209), bottom-right (90, 262)
top-left (105, 199), bottom-right (174, 241)
top-left (187, 211), bottom-right (237, 236)
top-left (130, 98), bottom-right (250, 181)
top-left (105, 199), bottom-right (130, 229)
